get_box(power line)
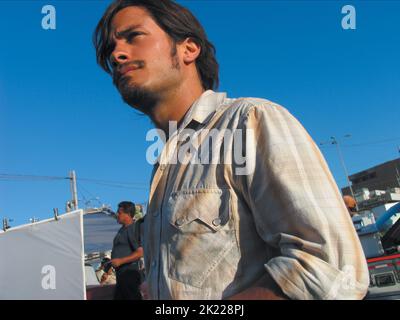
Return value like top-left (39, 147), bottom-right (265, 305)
top-left (77, 182), bottom-right (99, 201)
top-left (319, 137), bottom-right (400, 149)
top-left (82, 180), bottom-right (148, 190)
top-left (344, 137), bottom-right (400, 148)
top-left (0, 173), bottom-right (148, 189)
top-left (77, 182), bottom-right (103, 208)
top-left (78, 177), bottom-right (147, 187)
top-left (0, 174), bottom-right (68, 181)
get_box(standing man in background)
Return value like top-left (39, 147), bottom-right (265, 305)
top-left (111, 201), bottom-right (143, 300)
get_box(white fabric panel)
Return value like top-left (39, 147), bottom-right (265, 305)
top-left (0, 210), bottom-right (86, 300)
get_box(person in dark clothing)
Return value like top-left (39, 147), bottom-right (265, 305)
top-left (111, 201), bottom-right (143, 300)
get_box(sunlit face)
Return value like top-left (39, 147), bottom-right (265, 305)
top-left (110, 6), bottom-right (183, 113)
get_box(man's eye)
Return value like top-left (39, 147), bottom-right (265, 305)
top-left (127, 32), bottom-right (141, 43)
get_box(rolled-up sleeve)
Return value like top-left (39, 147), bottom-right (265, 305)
top-left (235, 103), bottom-right (369, 300)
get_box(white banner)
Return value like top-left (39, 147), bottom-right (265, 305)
top-left (0, 210), bottom-right (86, 300)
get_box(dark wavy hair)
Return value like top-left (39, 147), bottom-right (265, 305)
top-left (93, 0), bottom-right (219, 90)
top-left (118, 201), bottom-right (136, 218)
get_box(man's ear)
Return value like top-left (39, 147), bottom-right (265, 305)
top-left (181, 37), bottom-right (201, 64)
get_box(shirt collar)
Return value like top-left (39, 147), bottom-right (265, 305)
top-left (179, 90), bottom-right (227, 130)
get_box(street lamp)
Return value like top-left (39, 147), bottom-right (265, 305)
top-left (320, 135), bottom-right (358, 209)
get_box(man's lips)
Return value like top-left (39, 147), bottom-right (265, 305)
top-left (113, 62), bottom-right (145, 86)
top-left (120, 65), bottom-right (140, 76)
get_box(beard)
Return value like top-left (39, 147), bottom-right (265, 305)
top-left (113, 61), bottom-right (160, 116)
top-left (112, 47), bottom-right (180, 116)
top-left (116, 76), bottom-right (159, 116)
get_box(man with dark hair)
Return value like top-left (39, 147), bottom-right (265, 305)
top-left (94, 0), bottom-right (369, 300)
top-left (111, 201), bottom-right (143, 300)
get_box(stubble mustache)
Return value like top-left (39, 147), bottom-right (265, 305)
top-left (112, 60), bottom-right (145, 88)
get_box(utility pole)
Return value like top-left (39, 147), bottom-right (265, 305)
top-left (69, 170), bottom-right (78, 210)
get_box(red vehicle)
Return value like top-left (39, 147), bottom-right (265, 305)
top-left (361, 204), bottom-right (400, 299)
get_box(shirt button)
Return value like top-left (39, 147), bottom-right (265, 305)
top-left (175, 218), bottom-right (185, 226)
top-left (212, 218), bottom-right (221, 226)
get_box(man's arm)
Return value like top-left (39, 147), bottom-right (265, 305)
top-left (111, 247), bottom-right (143, 268)
top-left (228, 273), bottom-right (288, 300)
top-left (230, 103), bottom-right (369, 300)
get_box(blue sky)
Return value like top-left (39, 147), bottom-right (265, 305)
top-left (1, 0), bottom-right (399, 226)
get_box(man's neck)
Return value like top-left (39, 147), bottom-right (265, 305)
top-left (122, 220), bottom-right (133, 228)
top-left (150, 82), bottom-right (205, 135)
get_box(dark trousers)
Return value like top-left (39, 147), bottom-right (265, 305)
top-left (114, 269), bottom-right (142, 300)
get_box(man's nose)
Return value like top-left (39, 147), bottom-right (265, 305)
top-left (110, 41), bottom-right (131, 67)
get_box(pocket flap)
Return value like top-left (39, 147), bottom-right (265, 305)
top-left (167, 188), bottom-right (230, 232)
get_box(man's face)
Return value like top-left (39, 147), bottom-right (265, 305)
top-left (116, 208), bottom-right (129, 224)
top-left (110, 6), bottom-right (183, 114)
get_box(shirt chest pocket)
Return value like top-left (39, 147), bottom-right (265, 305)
top-left (166, 188), bottom-right (239, 288)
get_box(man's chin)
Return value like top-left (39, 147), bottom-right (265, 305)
top-left (118, 83), bottom-right (158, 115)
top-left (116, 76), bottom-right (138, 91)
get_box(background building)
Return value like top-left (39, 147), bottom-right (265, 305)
top-left (342, 158), bottom-right (400, 196)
